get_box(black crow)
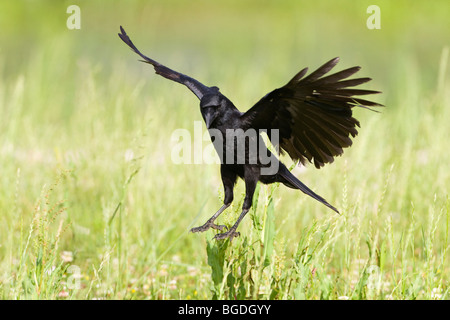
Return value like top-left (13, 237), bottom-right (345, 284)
top-left (118, 26), bottom-right (382, 240)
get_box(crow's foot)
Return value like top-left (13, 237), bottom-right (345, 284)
top-left (213, 229), bottom-right (240, 241)
top-left (190, 221), bottom-right (227, 233)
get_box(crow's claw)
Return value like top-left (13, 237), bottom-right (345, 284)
top-left (213, 229), bottom-right (240, 241)
top-left (190, 222), bottom-right (227, 233)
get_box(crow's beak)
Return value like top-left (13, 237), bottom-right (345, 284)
top-left (204, 112), bottom-right (215, 129)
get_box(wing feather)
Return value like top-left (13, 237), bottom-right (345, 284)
top-left (118, 26), bottom-right (214, 100)
top-left (241, 58), bottom-right (382, 168)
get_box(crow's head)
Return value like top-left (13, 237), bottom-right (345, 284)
top-left (200, 91), bottom-right (223, 129)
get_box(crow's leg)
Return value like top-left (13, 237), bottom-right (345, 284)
top-left (214, 167), bottom-right (258, 240)
top-left (190, 166), bottom-right (236, 233)
top-left (212, 208), bottom-right (247, 240)
top-left (190, 203), bottom-right (230, 233)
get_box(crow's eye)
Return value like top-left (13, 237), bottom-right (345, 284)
top-left (202, 105), bottom-right (218, 110)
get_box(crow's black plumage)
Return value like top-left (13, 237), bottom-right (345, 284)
top-left (118, 26), bottom-right (382, 240)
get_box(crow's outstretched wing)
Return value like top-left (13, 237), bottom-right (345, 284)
top-left (118, 26), bottom-right (214, 100)
top-left (241, 57), bottom-right (382, 169)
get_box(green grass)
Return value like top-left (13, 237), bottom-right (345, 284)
top-left (0, 0), bottom-right (449, 300)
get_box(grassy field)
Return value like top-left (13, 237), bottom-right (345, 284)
top-left (0, 0), bottom-right (449, 300)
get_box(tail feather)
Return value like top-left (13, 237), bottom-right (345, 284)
top-left (279, 167), bottom-right (339, 214)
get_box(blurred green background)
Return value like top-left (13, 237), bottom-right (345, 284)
top-left (0, 0), bottom-right (448, 299)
